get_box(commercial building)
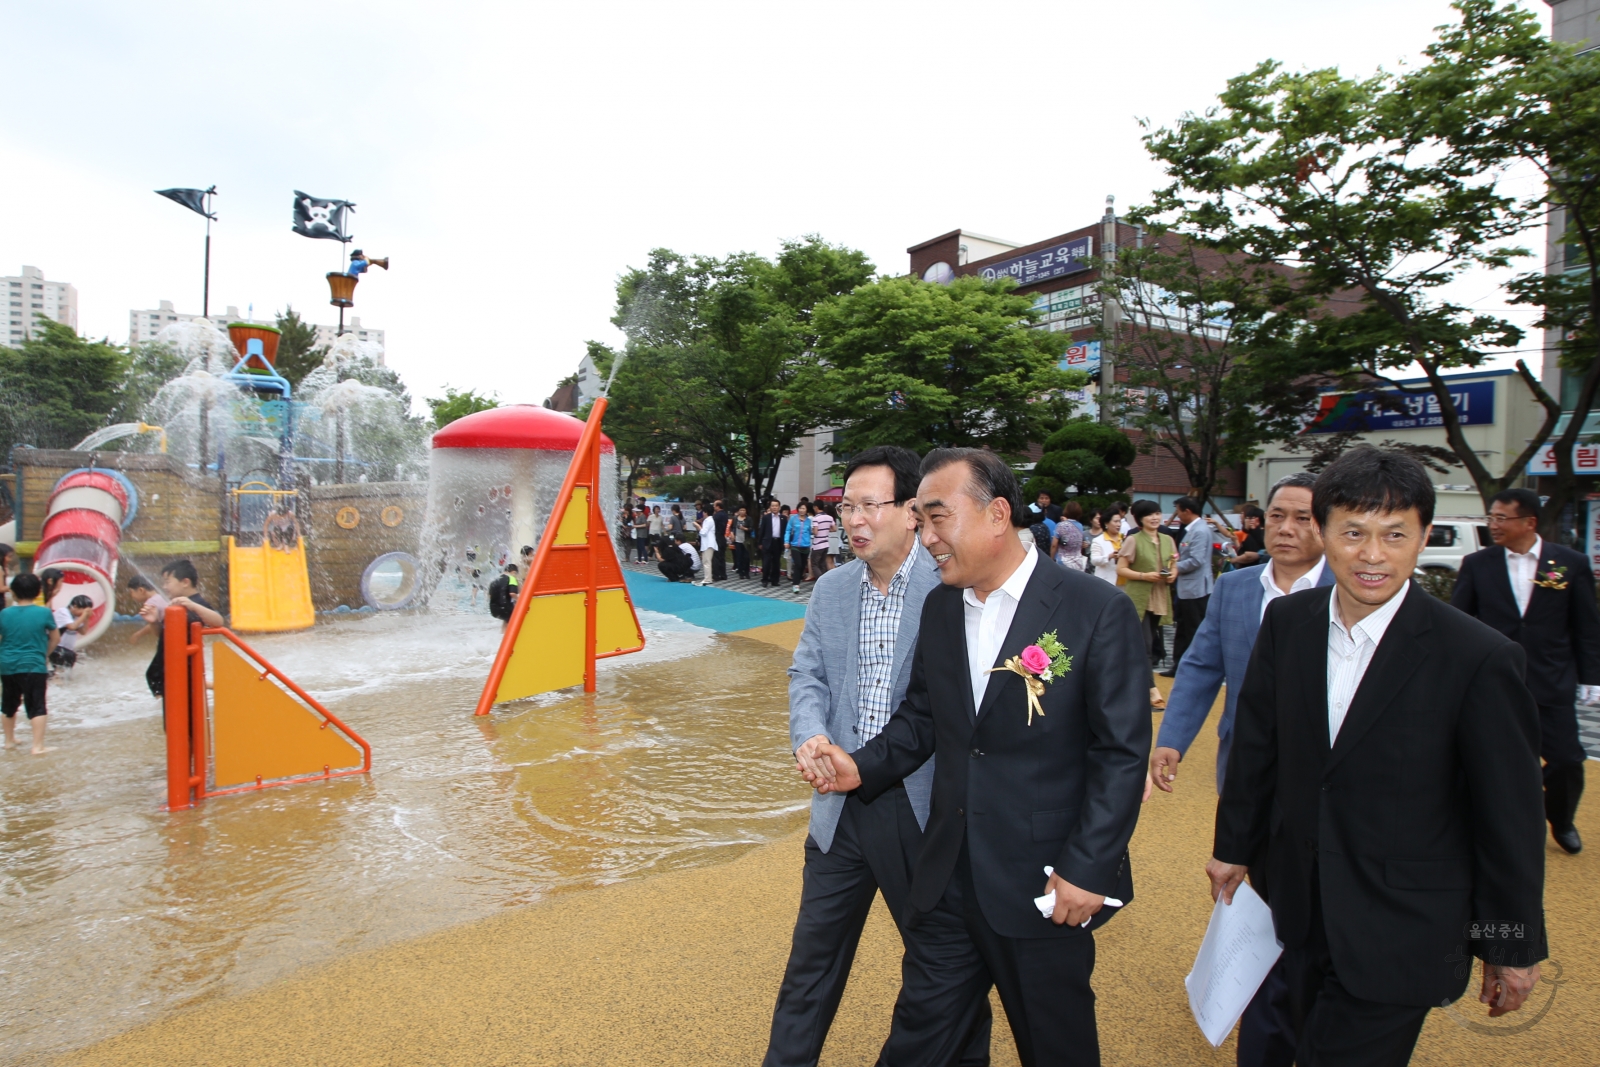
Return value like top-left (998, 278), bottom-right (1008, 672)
top-left (4, 265), bottom-right (78, 343)
top-left (906, 204), bottom-right (1247, 512)
top-left (1246, 368), bottom-right (1545, 519)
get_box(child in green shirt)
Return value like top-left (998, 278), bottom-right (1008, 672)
top-left (0, 572), bottom-right (60, 754)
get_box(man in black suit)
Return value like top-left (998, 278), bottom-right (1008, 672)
top-left (711, 498), bottom-right (730, 582)
top-left (806, 448), bottom-right (1150, 1067)
top-left (758, 499), bottom-right (788, 588)
top-left (1452, 487), bottom-right (1600, 855)
top-left (1212, 448), bottom-right (1546, 1066)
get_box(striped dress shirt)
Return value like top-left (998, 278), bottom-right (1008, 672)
top-left (1326, 581), bottom-right (1409, 743)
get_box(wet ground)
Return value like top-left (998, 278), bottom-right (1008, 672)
top-left (0, 603), bottom-right (806, 1063)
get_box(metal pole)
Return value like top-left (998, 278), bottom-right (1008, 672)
top-left (203, 186), bottom-right (214, 320)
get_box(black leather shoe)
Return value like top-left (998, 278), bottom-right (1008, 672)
top-left (1554, 826), bottom-right (1583, 854)
top-left (1157, 669), bottom-right (1176, 678)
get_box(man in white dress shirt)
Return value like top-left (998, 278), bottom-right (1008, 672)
top-left (1452, 487), bottom-right (1600, 854)
top-left (1212, 448), bottom-right (1546, 1066)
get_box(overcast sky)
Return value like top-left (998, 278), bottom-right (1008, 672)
top-left (0, 0), bottom-right (1554, 411)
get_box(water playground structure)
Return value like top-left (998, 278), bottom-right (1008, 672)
top-left (5, 318), bottom-right (644, 807)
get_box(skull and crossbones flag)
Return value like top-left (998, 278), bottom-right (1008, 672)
top-left (292, 191), bottom-right (354, 242)
top-left (156, 186), bottom-right (216, 219)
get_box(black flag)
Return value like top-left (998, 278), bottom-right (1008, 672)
top-left (156, 186), bottom-right (216, 219)
top-left (292, 191), bottom-right (354, 242)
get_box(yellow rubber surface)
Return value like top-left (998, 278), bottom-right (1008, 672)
top-left (55, 667), bottom-right (1596, 1066)
top-left (226, 536), bottom-right (314, 633)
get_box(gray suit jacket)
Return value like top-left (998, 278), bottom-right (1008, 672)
top-left (788, 547), bottom-right (939, 852)
top-left (1175, 518), bottom-right (1215, 600)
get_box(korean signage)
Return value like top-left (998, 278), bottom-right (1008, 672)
top-left (1588, 499), bottom-right (1600, 572)
top-left (1060, 341), bottom-right (1102, 374)
top-left (1528, 442), bottom-right (1600, 477)
top-left (978, 237), bottom-right (1093, 288)
top-left (1305, 380), bottom-right (1496, 434)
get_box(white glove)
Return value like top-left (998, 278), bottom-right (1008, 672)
top-left (1034, 866), bottom-right (1123, 926)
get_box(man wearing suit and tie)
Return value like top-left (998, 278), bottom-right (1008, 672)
top-left (1150, 471), bottom-right (1331, 1067)
top-left (1211, 448), bottom-right (1546, 1066)
top-left (1452, 487), bottom-right (1600, 855)
top-left (807, 448), bottom-right (1150, 1067)
top-left (765, 446), bottom-right (990, 1067)
top-left (758, 499), bottom-right (789, 588)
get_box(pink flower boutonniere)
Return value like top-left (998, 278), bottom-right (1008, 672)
top-left (1534, 563), bottom-right (1570, 591)
top-left (987, 630), bottom-right (1073, 725)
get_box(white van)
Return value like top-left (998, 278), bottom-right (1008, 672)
top-left (1416, 517), bottom-right (1493, 574)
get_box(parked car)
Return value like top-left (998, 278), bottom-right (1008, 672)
top-left (1416, 516), bottom-right (1493, 574)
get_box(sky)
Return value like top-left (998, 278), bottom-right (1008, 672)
top-left (0, 0), bottom-right (1555, 412)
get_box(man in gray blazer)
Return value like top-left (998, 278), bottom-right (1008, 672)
top-left (764, 445), bottom-right (990, 1067)
top-left (1164, 495), bottom-right (1216, 675)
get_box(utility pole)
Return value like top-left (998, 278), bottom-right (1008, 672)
top-left (1098, 194), bottom-right (1121, 425)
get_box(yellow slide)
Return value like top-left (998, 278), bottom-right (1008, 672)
top-left (228, 520), bottom-right (315, 633)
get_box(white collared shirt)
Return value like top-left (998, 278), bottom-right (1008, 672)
top-left (1326, 581), bottom-right (1409, 744)
top-left (963, 546), bottom-right (1040, 712)
top-left (1505, 535), bottom-right (1542, 617)
top-left (1259, 556), bottom-right (1327, 622)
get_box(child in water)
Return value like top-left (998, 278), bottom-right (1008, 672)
top-left (0, 572), bottom-right (60, 754)
top-left (125, 575), bottom-right (169, 645)
top-left (49, 595), bottom-right (94, 673)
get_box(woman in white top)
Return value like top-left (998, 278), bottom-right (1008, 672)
top-left (697, 511), bottom-right (718, 586)
top-left (1088, 507), bottom-right (1122, 585)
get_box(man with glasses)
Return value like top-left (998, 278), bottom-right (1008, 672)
top-left (1453, 487), bottom-right (1600, 854)
top-left (764, 445), bottom-right (990, 1067)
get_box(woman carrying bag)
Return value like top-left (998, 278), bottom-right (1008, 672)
top-left (1115, 498), bottom-right (1177, 710)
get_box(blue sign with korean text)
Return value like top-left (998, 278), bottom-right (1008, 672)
top-left (977, 237), bottom-right (1093, 288)
top-left (1306, 379), bottom-right (1496, 434)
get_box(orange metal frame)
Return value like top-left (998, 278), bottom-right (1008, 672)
top-left (162, 604), bottom-right (371, 811)
top-left (473, 396), bottom-right (641, 714)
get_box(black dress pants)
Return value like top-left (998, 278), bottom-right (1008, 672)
top-left (1236, 958), bottom-right (1294, 1067)
top-left (658, 555), bottom-right (691, 582)
top-left (878, 841), bottom-right (1096, 1067)
top-left (712, 540), bottom-right (728, 580)
top-left (763, 789), bottom-right (991, 1067)
top-left (733, 542), bottom-right (750, 579)
top-left (762, 544), bottom-right (785, 586)
top-left (1172, 594), bottom-right (1209, 667)
top-left (1283, 889), bottom-right (1429, 1067)
top-left (1539, 701), bottom-right (1587, 833)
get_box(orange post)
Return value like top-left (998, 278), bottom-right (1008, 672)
top-left (163, 605), bottom-right (193, 810)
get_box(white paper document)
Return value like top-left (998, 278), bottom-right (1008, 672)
top-left (1033, 866), bottom-right (1123, 926)
top-left (1184, 882), bottom-right (1283, 1047)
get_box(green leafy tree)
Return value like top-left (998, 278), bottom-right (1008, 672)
top-left (0, 320), bottom-right (128, 456)
top-left (1023, 418), bottom-right (1135, 512)
top-left (273, 306), bottom-right (328, 387)
top-left (797, 274), bottom-right (1080, 459)
top-left (427, 386), bottom-right (499, 429)
top-left (607, 237), bottom-right (873, 511)
top-left (1139, 0), bottom-right (1554, 515)
top-left (1105, 239), bottom-right (1322, 510)
top-left (111, 341), bottom-right (188, 430)
top-left (1401, 0), bottom-right (1600, 529)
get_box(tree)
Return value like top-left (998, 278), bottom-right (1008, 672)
top-left (1139, 2), bottom-right (1552, 517)
top-left (1105, 238), bottom-right (1321, 510)
top-left (606, 237), bottom-right (873, 511)
top-left (0, 320), bottom-right (127, 456)
top-left (1402, 0), bottom-right (1600, 531)
top-left (796, 274), bottom-right (1081, 459)
top-left (1022, 418), bottom-right (1135, 512)
top-left (273, 306), bottom-right (328, 387)
top-left (427, 387), bottom-right (498, 429)
top-left (110, 341), bottom-right (188, 429)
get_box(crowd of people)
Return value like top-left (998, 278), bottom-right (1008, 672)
top-left (763, 444), bottom-right (1566, 1067)
top-left (617, 496), bottom-right (847, 592)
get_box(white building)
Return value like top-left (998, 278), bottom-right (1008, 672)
top-left (130, 302), bottom-right (384, 364)
top-left (4, 265), bottom-right (78, 344)
top-left (313, 318), bottom-right (385, 364)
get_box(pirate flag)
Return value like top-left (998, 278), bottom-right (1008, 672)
top-left (156, 186), bottom-right (216, 219)
top-left (292, 191), bottom-right (354, 242)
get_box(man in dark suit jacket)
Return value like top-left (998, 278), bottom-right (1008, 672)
top-left (1452, 487), bottom-right (1600, 854)
top-left (1212, 448), bottom-right (1546, 1067)
top-left (757, 500), bottom-right (788, 588)
top-left (807, 448), bottom-right (1150, 1067)
top-left (710, 499), bottom-right (730, 582)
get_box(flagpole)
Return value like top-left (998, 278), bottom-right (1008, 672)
top-left (203, 213), bottom-right (211, 320)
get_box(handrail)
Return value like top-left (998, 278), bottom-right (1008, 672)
top-left (200, 625), bottom-right (373, 773)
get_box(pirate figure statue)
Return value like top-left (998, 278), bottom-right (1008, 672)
top-left (346, 249), bottom-right (389, 278)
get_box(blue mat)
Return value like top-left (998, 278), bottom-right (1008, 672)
top-left (623, 572), bottom-right (808, 632)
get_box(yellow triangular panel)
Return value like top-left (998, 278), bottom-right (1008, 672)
top-left (595, 588), bottom-right (645, 655)
top-left (496, 592), bottom-right (586, 702)
top-left (211, 643), bottom-right (362, 788)
top-left (555, 487), bottom-right (590, 545)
